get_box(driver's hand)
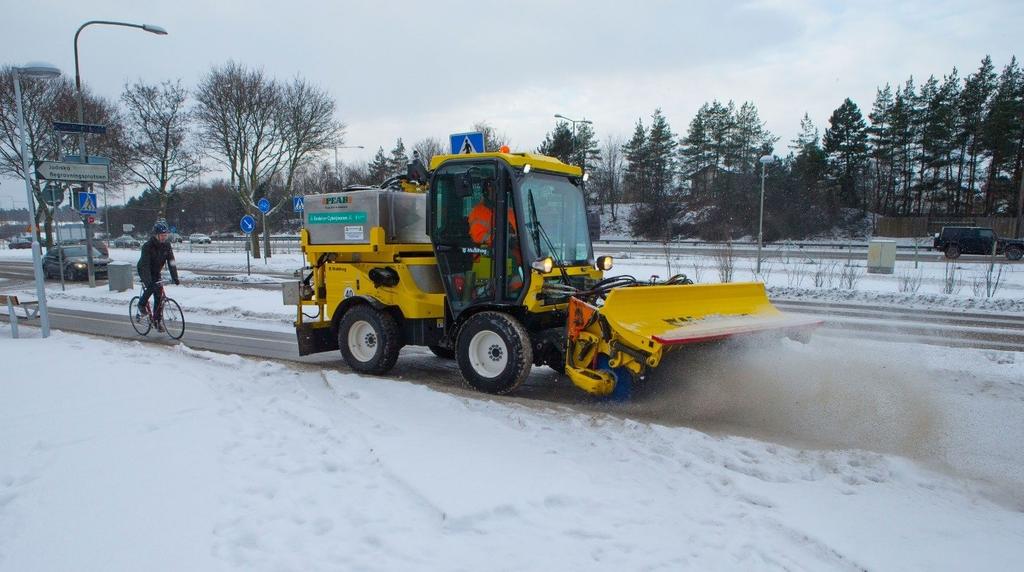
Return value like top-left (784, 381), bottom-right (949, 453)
top-left (173, 279), bottom-right (181, 286)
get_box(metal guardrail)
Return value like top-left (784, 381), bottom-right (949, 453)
top-left (592, 238), bottom-right (934, 251)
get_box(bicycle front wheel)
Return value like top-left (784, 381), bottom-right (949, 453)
top-left (161, 298), bottom-right (185, 340)
top-left (129, 296), bottom-right (151, 336)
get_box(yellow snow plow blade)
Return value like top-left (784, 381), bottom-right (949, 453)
top-left (601, 282), bottom-right (820, 348)
top-left (564, 282), bottom-right (821, 396)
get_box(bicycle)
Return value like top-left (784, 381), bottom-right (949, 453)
top-left (129, 280), bottom-right (185, 340)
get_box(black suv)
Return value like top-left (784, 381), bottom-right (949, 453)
top-left (933, 226), bottom-right (1024, 260)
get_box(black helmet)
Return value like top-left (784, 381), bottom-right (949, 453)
top-left (153, 222), bottom-right (170, 234)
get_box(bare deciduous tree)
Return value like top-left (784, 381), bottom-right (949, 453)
top-left (413, 137), bottom-right (446, 166)
top-left (121, 79), bottom-right (202, 221)
top-left (195, 62), bottom-right (343, 257)
top-left (472, 120), bottom-right (510, 152)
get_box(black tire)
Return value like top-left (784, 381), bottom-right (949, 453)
top-left (129, 296), bottom-right (151, 336)
top-left (456, 311), bottom-right (533, 394)
top-left (428, 345), bottom-right (455, 360)
top-left (944, 244), bottom-right (961, 259)
top-left (161, 298), bottom-right (185, 340)
top-left (64, 266), bottom-right (76, 281)
top-left (338, 305), bottom-right (402, 375)
top-left (1006, 246), bottom-right (1023, 261)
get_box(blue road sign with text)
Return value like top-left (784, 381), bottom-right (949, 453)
top-left (240, 215), bottom-right (256, 234)
top-left (450, 132), bottom-right (485, 154)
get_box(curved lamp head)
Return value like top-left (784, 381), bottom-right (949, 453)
top-left (142, 24), bottom-right (168, 35)
top-left (554, 113), bottom-right (566, 120)
top-left (759, 155), bottom-right (774, 164)
top-left (17, 61), bottom-right (61, 79)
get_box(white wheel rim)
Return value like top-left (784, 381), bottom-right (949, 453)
top-left (468, 330), bottom-right (507, 378)
top-left (347, 320), bottom-right (378, 362)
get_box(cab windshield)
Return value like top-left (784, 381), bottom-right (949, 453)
top-left (518, 172), bottom-right (592, 265)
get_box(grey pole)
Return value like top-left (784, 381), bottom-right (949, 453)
top-left (757, 155), bottom-right (773, 276)
top-left (13, 66), bottom-right (60, 337)
top-left (74, 20), bottom-right (168, 287)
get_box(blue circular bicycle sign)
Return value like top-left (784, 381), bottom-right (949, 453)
top-left (240, 214), bottom-right (256, 234)
top-left (257, 198), bottom-right (271, 213)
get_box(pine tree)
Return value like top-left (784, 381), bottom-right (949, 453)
top-left (868, 85), bottom-right (896, 215)
top-left (823, 98), bottom-right (869, 214)
top-left (981, 57), bottom-right (1023, 215)
top-left (387, 138), bottom-right (408, 178)
top-left (957, 56), bottom-right (997, 214)
top-left (621, 119), bottom-right (648, 204)
top-left (647, 109), bottom-right (677, 200)
top-left (367, 147), bottom-right (390, 184)
top-left (537, 122), bottom-right (575, 164)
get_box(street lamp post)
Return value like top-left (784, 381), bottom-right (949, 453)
top-left (74, 20), bottom-right (167, 287)
top-left (13, 62), bottom-right (62, 338)
top-left (757, 154), bottom-right (774, 276)
top-left (553, 113), bottom-right (593, 169)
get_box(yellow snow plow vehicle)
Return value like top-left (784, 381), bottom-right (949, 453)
top-left (285, 150), bottom-right (819, 398)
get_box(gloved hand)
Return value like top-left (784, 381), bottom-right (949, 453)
top-left (173, 279), bottom-right (180, 286)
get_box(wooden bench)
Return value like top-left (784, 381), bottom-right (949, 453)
top-left (1, 294), bottom-right (39, 339)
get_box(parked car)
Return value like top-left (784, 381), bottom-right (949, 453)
top-left (8, 236), bottom-right (32, 249)
top-left (113, 234), bottom-right (142, 249)
top-left (42, 245), bottom-right (111, 281)
top-left (168, 232), bottom-right (184, 243)
top-left (933, 226), bottom-right (1024, 260)
top-left (189, 233), bottom-right (212, 244)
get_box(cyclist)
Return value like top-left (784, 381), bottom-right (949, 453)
top-left (137, 222), bottom-right (180, 330)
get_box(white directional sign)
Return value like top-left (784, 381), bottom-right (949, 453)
top-left (35, 161), bottom-right (110, 183)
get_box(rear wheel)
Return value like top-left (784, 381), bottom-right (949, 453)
top-left (129, 296), bottom-right (151, 335)
top-left (338, 305), bottom-right (402, 375)
top-left (456, 312), bottom-right (532, 394)
top-left (161, 298), bottom-right (185, 340)
top-left (944, 244), bottom-right (961, 259)
top-left (1006, 246), bottom-right (1023, 261)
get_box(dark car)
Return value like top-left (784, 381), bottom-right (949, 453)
top-left (42, 245), bottom-right (111, 281)
top-left (113, 234), bottom-right (142, 249)
top-left (8, 237), bottom-right (33, 249)
top-left (933, 226), bottom-right (1024, 260)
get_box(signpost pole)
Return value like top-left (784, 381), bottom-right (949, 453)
top-left (246, 238), bottom-right (251, 275)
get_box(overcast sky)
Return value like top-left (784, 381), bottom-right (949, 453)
top-left (2, 0), bottom-right (1022, 208)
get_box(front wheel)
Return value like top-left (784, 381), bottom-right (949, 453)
top-left (456, 312), bottom-right (533, 394)
top-left (944, 244), bottom-right (961, 259)
top-left (338, 305), bottom-right (402, 375)
top-left (161, 298), bottom-right (186, 340)
top-left (1006, 246), bottom-right (1023, 261)
top-left (129, 296), bottom-right (151, 336)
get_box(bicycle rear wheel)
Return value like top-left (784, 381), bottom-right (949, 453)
top-left (161, 298), bottom-right (185, 340)
top-left (129, 296), bottom-right (151, 335)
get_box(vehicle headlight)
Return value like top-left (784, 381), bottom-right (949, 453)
top-left (596, 255), bottom-right (613, 271)
top-left (74, 263), bottom-right (86, 268)
top-left (531, 256), bottom-right (553, 273)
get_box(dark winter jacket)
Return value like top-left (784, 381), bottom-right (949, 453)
top-left (137, 237), bottom-right (179, 286)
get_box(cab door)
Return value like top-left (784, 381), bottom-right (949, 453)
top-left (429, 160), bottom-right (503, 318)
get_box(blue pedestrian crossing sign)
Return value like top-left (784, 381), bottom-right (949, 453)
top-left (77, 191), bottom-right (98, 215)
top-left (257, 198), bottom-right (271, 214)
top-left (292, 196), bottom-right (304, 212)
top-left (240, 214), bottom-right (256, 234)
top-left (450, 131), bottom-right (485, 154)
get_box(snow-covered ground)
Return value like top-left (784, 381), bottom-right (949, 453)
top-left (1, 247), bottom-right (1024, 570)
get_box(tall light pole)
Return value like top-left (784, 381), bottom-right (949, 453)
top-left (333, 145), bottom-right (364, 189)
top-left (74, 20), bottom-right (167, 287)
top-left (553, 113), bottom-right (593, 169)
top-left (13, 62), bottom-right (62, 338)
top-left (757, 154), bottom-right (774, 276)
